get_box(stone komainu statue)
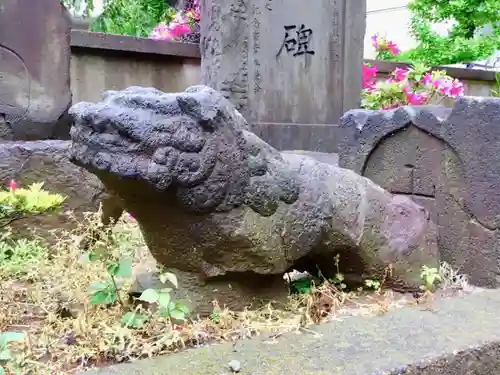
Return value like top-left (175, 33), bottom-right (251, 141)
top-left (69, 85), bottom-right (439, 310)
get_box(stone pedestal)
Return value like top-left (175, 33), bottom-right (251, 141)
top-left (200, 0), bottom-right (366, 125)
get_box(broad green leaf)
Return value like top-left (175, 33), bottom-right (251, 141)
top-left (87, 252), bottom-right (101, 262)
top-left (157, 292), bottom-right (171, 309)
top-left (1, 332), bottom-right (25, 343)
top-left (79, 251), bottom-right (101, 262)
top-left (158, 307), bottom-right (170, 317)
top-left (116, 259), bottom-right (132, 278)
top-left (90, 290), bottom-right (117, 305)
top-left (0, 348), bottom-right (11, 361)
top-left (175, 303), bottom-right (190, 315)
top-left (0, 364), bottom-right (5, 375)
top-left (159, 272), bottom-right (178, 288)
top-left (169, 309), bottom-right (186, 321)
top-left (291, 279), bottom-right (311, 294)
top-left (138, 289), bottom-right (159, 303)
top-left (107, 263), bottom-right (120, 276)
top-left (89, 282), bottom-right (107, 291)
top-left (121, 312), bottom-right (148, 328)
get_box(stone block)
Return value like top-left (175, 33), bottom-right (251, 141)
top-left (338, 99), bottom-right (500, 287)
top-left (0, 140), bottom-right (107, 237)
top-left (0, 0), bottom-right (72, 140)
top-left (200, 0), bottom-right (366, 124)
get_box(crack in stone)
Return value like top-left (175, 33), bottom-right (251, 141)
top-left (449, 192), bottom-right (498, 232)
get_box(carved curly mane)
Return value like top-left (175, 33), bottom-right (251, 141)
top-left (69, 85), bottom-right (298, 215)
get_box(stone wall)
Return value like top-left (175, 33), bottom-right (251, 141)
top-left (70, 32), bottom-right (499, 106)
top-left (70, 31), bottom-right (201, 103)
top-left (69, 31), bottom-right (498, 154)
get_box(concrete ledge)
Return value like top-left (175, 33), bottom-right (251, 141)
top-left (70, 30), bottom-right (201, 59)
top-left (70, 32), bottom-right (495, 84)
top-left (365, 58), bottom-right (497, 82)
top-left (83, 289), bottom-right (500, 375)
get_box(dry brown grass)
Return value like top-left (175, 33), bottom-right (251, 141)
top-left (0, 211), bottom-right (469, 374)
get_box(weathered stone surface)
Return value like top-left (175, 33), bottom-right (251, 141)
top-left (0, 0), bottom-right (72, 140)
top-left (251, 122), bottom-right (341, 153)
top-left (68, 85), bottom-right (439, 304)
top-left (281, 150), bottom-right (339, 166)
top-left (0, 140), bottom-right (106, 236)
top-left (128, 248), bottom-right (290, 316)
top-left (338, 98), bottom-right (500, 287)
top-left (200, 0), bottom-right (366, 124)
top-left (131, 269), bottom-right (290, 316)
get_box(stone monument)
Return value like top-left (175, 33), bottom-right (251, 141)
top-left (199, 0), bottom-right (366, 126)
top-left (0, 0), bottom-right (72, 140)
top-left (68, 85), bottom-right (439, 314)
top-left (338, 99), bottom-right (500, 288)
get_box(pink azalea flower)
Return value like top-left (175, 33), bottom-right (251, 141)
top-left (185, 8), bottom-right (200, 21)
top-left (362, 63), bottom-right (378, 90)
top-left (169, 23), bottom-right (191, 38)
top-left (382, 102), bottom-right (400, 110)
top-left (421, 72), bottom-right (433, 85)
top-left (437, 79), bottom-right (452, 95)
top-left (372, 35), bottom-right (400, 56)
top-left (449, 79), bottom-right (465, 97)
top-left (8, 179), bottom-right (16, 192)
top-left (392, 67), bottom-right (408, 82)
top-left (362, 36), bottom-right (464, 111)
top-left (405, 91), bottom-right (428, 105)
top-left (150, 23), bottom-right (174, 40)
top-left (387, 41), bottom-right (400, 56)
top-left (149, 12), bottom-right (193, 41)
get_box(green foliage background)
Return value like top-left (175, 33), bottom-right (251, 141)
top-left (390, 0), bottom-right (500, 65)
top-left (62, 0), bottom-right (499, 65)
top-left (62, 0), bottom-right (176, 38)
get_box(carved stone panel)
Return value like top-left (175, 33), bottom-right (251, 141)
top-left (200, 0), bottom-right (366, 125)
top-left (363, 125), bottom-right (442, 224)
top-left (338, 101), bottom-right (500, 287)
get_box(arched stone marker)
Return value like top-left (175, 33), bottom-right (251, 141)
top-left (338, 100), bottom-right (500, 288)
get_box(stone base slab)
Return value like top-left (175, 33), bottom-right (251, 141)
top-left (82, 288), bottom-right (500, 375)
